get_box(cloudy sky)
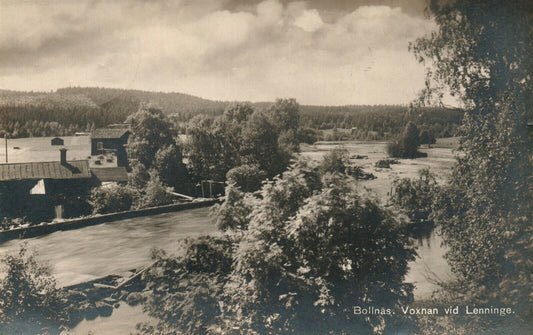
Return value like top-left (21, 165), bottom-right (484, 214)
top-left (0, 0), bottom-right (435, 105)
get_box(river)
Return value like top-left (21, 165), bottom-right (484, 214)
top-left (0, 207), bottom-right (451, 334)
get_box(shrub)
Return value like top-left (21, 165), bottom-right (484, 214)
top-left (88, 184), bottom-right (136, 214)
top-left (391, 169), bottom-right (438, 223)
top-left (0, 245), bottom-right (66, 334)
top-left (137, 236), bottom-right (234, 335)
top-left (226, 164), bottom-right (267, 193)
top-left (375, 159), bottom-right (400, 168)
top-left (137, 175), bottom-right (173, 208)
top-left (391, 169), bottom-right (439, 240)
top-left (319, 147), bottom-right (349, 174)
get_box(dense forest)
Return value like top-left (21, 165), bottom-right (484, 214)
top-left (0, 87), bottom-right (462, 140)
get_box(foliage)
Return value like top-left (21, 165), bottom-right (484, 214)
top-left (387, 122), bottom-right (424, 158)
top-left (126, 106), bottom-right (175, 169)
top-left (418, 129), bottom-right (436, 146)
top-left (226, 164), bottom-right (266, 193)
top-left (128, 162), bottom-right (150, 190)
top-left (140, 158), bottom-right (416, 334)
top-left (185, 115), bottom-right (222, 182)
top-left (153, 143), bottom-right (192, 194)
top-left (88, 184), bottom-right (136, 214)
top-left (391, 169), bottom-right (439, 225)
top-left (223, 168), bottom-right (415, 334)
top-left (240, 110), bottom-right (291, 178)
top-left (0, 245), bottom-right (66, 334)
top-left (214, 185), bottom-right (254, 232)
top-left (319, 147), bottom-right (350, 174)
top-left (296, 126), bottom-right (319, 144)
top-left (375, 159), bottom-right (399, 168)
top-left (410, 0), bottom-right (533, 329)
top-left (186, 101), bottom-right (298, 183)
top-left (137, 236), bottom-right (233, 335)
top-left (126, 105), bottom-right (190, 195)
top-left (136, 173), bottom-right (173, 208)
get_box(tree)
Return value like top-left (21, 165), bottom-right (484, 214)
top-left (319, 147), bottom-right (349, 174)
top-left (185, 115), bottom-right (222, 182)
top-left (153, 143), bottom-right (192, 193)
top-left (387, 122), bottom-right (423, 158)
top-left (418, 129), bottom-right (436, 147)
top-left (136, 173), bottom-right (173, 208)
top-left (411, 0), bottom-right (532, 330)
top-left (127, 106), bottom-right (175, 170)
top-left (240, 110), bottom-right (291, 178)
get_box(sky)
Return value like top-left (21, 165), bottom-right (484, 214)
top-left (0, 0), bottom-right (435, 105)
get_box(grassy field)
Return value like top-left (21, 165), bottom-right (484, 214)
top-left (0, 135), bottom-right (91, 163)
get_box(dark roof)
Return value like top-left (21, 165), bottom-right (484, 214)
top-left (51, 137), bottom-right (64, 145)
top-left (0, 160), bottom-right (91, 181)
top-left (91, 128), bottom-right (130, 139)
top-left (91, 167), bottom-right (129, 182)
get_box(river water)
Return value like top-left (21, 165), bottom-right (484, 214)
top-left (0, 207), bottom-right (451, 334)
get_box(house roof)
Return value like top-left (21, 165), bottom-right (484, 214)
top-left (0, 160), bottom-right (91, 181)
top-left (91, 128), bottom-right (130, 139)
top-left (91, 167), bottom-right (129, 182)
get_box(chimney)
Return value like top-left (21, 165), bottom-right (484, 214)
top-left (60, 148), bottom-right (67, 165)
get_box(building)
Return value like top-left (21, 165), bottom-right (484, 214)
top-left (0, 148), bottom-right (92, 221)
top-left (90, 124), bottom-right (131, 168)
top-left (51, 137), bottom-right (64, 146)
top-left (91, 167), bottom-right (129, 185)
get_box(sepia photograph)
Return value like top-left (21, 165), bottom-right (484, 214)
top-left (0, 0), bottom-right (531, 334)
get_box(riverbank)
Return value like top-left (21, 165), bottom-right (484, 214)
top-left (0, 198), bottom-right (219, 243)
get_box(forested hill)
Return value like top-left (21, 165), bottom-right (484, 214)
top-left (0, 87), bottom-right (462, 139)
top-left (0, 87), bottom-right (229, 137)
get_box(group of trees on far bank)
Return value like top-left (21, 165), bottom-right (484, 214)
top-left (88, 99), bottom-right (312, 214)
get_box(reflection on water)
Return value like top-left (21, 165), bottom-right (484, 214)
top-left (0, 207), bottom-right (452, 333)
top-left (406, 230), bottom-right (453, 299)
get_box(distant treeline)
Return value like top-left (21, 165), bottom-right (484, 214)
top-left (299, 105), bottom-right (463, 140)
top-left (0, 87), bottom-right (463, 139)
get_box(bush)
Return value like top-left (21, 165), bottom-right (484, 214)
top-left (375, 159), bottom-right (400, 168)
top-left (88, 184), bottom-right (136, 214)
top-left (319, 147), bottom-right (349, 174)
top-left (137, 236), bottom-right (234, 335)
top-left (137, 175), bottom-right (173, 208)
top-left (226, 164), bottom-right (267, 193)
top-left (0, 245), bottom-right (66, 334)
top-left (391, 169), bottom-right (438, 223)
top-left (391, 169), bottom-right (439, 239)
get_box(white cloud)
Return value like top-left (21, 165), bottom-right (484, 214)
top-left (0, 0), bottom-right (435, 105)
top-left (293, 9), bottom-right (323, 32)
